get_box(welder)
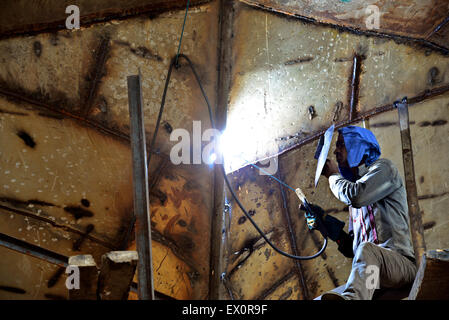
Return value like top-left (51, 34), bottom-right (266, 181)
top-left (305, 126), bottom-right (417, 300)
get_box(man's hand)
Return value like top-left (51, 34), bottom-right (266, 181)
top-left (299, 202), bottom-right (345, 241)
top-left (322, 159), bottom-right (339, 178)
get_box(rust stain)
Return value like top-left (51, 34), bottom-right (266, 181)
top-left (17, 130), bottom-right (36, 148)
top-left (418, 119), bottom-right (447, 127)
top-left (284, 56), bottom-right (314, 65)
top-left (113, 40), bottom-right (162, 61)
top-left (423, 221), bottom-right (436, 230)
top-left (63, 205), bottom-right (94, 220)
top-left (164, 214), bottom-right (181, 238)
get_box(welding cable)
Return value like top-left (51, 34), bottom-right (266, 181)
top-left (175, 0), bottom-right (190, 68)
top-left (147, 54), bottom-right (327, 260)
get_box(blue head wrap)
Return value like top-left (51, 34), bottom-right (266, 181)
top-left (337, 126), bottom-right (381, 181)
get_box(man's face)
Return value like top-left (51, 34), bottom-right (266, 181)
top-left (334, 134), bottom-right (349, 168)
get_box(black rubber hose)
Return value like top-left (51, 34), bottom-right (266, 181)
top-left (149, 54), bottom-right (327, 260)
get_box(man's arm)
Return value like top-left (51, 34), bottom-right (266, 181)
top-left (328, 160), bottom-right (401, 208)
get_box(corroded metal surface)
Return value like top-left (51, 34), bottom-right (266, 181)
top-left (0, 1), bottom-right (218, 300)
top-left (140, 162), bottom-right (214, 299)
top-left (225, 3), bottom-right (449, 171)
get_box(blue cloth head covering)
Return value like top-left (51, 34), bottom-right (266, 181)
top-left (337, 126), bottom-right (381, 180)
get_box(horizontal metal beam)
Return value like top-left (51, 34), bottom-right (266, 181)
top-left (0, 202), bottom-right (198, 274)
top-left (0, 0), bottom-right (211, 40)
top-left (0, 231), bottom-right (174, 299)
top-left (0, 203), bottom-right (117, 250)
top-left (0, 86), bottom-right (171, 162)
top-left (239, 0), bottom-right (449, 56)
top-left (0, 232), bottom-right (68, 267)
top-left (274, 82), bottom-right (449, 162)
top-left (0, 86), bottom-right (129, 142)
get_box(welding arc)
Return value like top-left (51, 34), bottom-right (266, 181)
top-left (148, 54), bottom-right (327, 261)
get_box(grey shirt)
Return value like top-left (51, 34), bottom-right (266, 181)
top-left (328, 158), bottom-right (415, 259)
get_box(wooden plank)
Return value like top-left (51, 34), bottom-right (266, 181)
top-left (409, 249), bottom-right (449, 300)
top-left (127, 73), bottom-right (155, 300)
top-left (67, 255), bottom-right (98, 300)
top-left (98, 251), bottom-right (138, 300)
top-left (396, 97), bottom-right (426, 266)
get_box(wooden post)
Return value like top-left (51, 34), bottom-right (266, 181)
top-left (395, 97), bottom-right (426, 267)
top-left (98, 251), bottom-right (138, 300)
top-left (67, 255), bottom-right (98, 300)
top-left (127, 73), bottom-right (155, 300)
top-left (409, 249), bottom-right (449, 299)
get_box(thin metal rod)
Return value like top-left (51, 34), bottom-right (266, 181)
top-left (349, 54), bottom-right (361, 121)
top-left (175, 0), bottom-right (191, 67)
top-left (395, 97), bottom-right (426, 267)
top-left (0, 232), bottom-right (68, 267)
top-left (127, 73), bottom-right (155, 300)
top-left (427, 15), bottom-right (449, 39)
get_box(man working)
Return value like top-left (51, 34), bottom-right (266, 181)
top-left (308, 126), bottom-right (417, 300)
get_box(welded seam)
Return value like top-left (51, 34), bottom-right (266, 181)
top-left (0, 86), bottom-right (129, 142)
top-left (239, 0), bottom-right (449, 56)
top-left (273, 83), bottom-right (449, 161)
top-left (209, 0), bottom-right (234, 300)
top-left (0, 86), bottom-right (171, 162)
top-left (255, 270), bottom-right (295, 300)
top-left (275, 166), bottom-right (309, 300)
top-left (0, 1), bottom-right (212, 40)
top-left (82, 34), bottom-right (111, 117)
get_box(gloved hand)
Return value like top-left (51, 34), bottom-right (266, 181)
top-left (299, 203), bottom-right (345, 242)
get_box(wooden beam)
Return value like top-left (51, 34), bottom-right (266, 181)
top-left (67, 255), bottom-right (98, 300)
top-left (395, 97), bottom-right (426, 267)
top-left (127, 73), bottom-right (155, 300)
top-left (409, 249), bottom-right (449, 300)
top-left (98, 251), bottom-right (138, 300)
